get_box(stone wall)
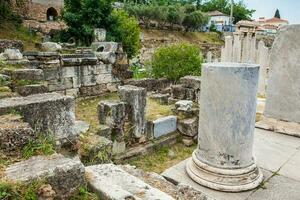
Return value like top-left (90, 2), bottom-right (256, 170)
top-left (0, 39), bottom-right (23, 53)
top-left (23, 51), bottom-right (121, 97)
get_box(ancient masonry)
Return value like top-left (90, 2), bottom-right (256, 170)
top-left (0, 42), bottom-right (130, 97)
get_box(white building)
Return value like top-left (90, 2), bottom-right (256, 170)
top-left (207, 10), bottom-right (231, 32)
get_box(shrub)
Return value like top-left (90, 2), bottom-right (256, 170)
top-left (107, 10), bottom-right (140, 59)
top-left (151, 43), bottom-right (203, 81)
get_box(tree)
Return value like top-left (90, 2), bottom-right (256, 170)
top-left (107, 10), bottom-right (141, 59)
top-left (62, 0), bottom-right (113, 45)
top-left (182, 11), bottom-right (209, 31)
top-left (201, 0), bottom-right (255, 23)
top-left (274, 9), bottom-right (281, 19)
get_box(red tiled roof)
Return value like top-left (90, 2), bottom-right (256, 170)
top-left (264, 17), bottom-right (288, 23)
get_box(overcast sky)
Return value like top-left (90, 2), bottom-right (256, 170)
top-left (242, 0), bottom-right (300, 24)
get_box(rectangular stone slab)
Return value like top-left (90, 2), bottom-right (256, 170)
top-left (4, 154), bottom-right (85, 198)
top-left (85, 164), bottom-right (175, 200)
top-left (153, 116), bottom-right (177, 138)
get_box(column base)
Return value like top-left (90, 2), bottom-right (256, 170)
top-left (186, 151), bottom-right (263, 192)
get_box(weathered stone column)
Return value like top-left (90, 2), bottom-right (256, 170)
top-left (118, 85), bottom-right (147, 139)
top-left (186, 62), bottom-right (263, 192)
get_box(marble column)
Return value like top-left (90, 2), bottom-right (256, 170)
top-left (224, 36), bottom-right (233, 62)
top-left (257, 41), bottom-right (269, 96)
top-left (186, 62), bottom-right (263, 192)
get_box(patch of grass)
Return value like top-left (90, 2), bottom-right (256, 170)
top-left (146, 98), bottom-right (174, 121)
top-left (0, 21), bottom-right (41, 51)
top-left (0, 62), bottom-right (25, 71)
top-left (127, 142), bottom-right (196, 174)
top-left (75, 93), bottom-right (119, 133)
top-left (69, 185), bottom-right (98, 200)
top-left (0, 180), bottom-right (44, 200)
top-left (21, 134), bottom-right (56, 159)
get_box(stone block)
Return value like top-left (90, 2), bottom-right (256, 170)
top-left (41, 42), bottom-right (62, 52)
top-left (0, 114), bottom-right (36, 155)
top-left (98, 100), bottom-right (126, 129)
top-left (85, 164), bottom-right (174, 200)
top-left (112, 140), bottom-right (126, 155)
top-left (95, 73), bottom-right (116, 84)
top-left (97, 124), bottom-right (111, 138)
top-left (78, 134), bottom-right (112, 164)
top-left (47, 77), bottom-right (74, 91)
top-left (149, 93), bottom-right (169, 105)
top-left (65, 88), bottom-right (79, 97)
top-left (95, 52), bottom-right (116, 64)
top-left (150, 116), bottom-right (177, 139)
top-left (16, 84), bottom-right (48, 96)
top-left (3, 48), bottom-right (23, 60)
top-left (79, 84), bottom-right (109, 96)
top-left (171, 84), bottom-right (195, 101)
top-left (118, 85), bottom-right (147, 138)
top-left (91, 42), bottom-right (119, 53)
top-left (61, 66), bottom-right (79, 78)
top-left (43, 67), bottom-right (60, 81)
top-left (4, 154), bottom-right (85, 198)
top-left (12, 69), bottom-right (44, 81)
top-left (81, 75), bottom-right (97, 87)
top-left (0, 93), bottom-right (76, 142)
top-left (96, 64), bottom-right (112, 74)
top-left (180, 75), bottom-right (201, 89)
top-left (182, 137), bottom-right (195, 147)
top-left (264, 25), bottom-right (300, 123)
top-left (124, 78), bottom-right (171, 92)
top-left (175, 100), bottom-right (193, 112)
top-left (177, 117), bottom-right (198, 137)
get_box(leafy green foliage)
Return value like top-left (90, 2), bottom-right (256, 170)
top-left (200, 0), bottom-right (255, 23)
top-left (62, 0), bottom-right (113, 45)
top-left (130, 65), bottom-right (151, 80)
top-left (151, 43), bottom-right (203, 81)
top-left (125, 4), bottom-right (208, 31)
top-left (107, 10), bottom-right (141, 59)
top-left (21, 134), bottom-right (55, 159)
top-left (183, 10), bottom-right (209, 31)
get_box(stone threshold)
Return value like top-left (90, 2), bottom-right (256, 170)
top-left (113, 132), bottom-right (179, 162)
top-left (256, 116), bottom-right (300, 138)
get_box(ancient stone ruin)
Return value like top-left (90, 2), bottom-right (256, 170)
top-left (1, 24), bottom-right (300, 200)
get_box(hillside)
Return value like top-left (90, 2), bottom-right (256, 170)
top-left (0, 21), bottom-right (41, 51)
top-left (139, 29), bottom-right (223, 63)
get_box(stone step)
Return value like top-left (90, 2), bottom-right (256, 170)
top-left (85, 164), bottom-right (175, 200)
top-left (4, 154), bottom-right (85, 199)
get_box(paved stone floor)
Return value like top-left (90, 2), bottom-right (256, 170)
top-left (162, 128), bottom-right (300, 200)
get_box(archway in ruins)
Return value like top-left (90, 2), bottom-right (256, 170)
top-left (46, 7), bottom-right (58, 21)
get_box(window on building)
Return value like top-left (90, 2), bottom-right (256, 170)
top-left (47, 7), bottom-right (58, 21)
